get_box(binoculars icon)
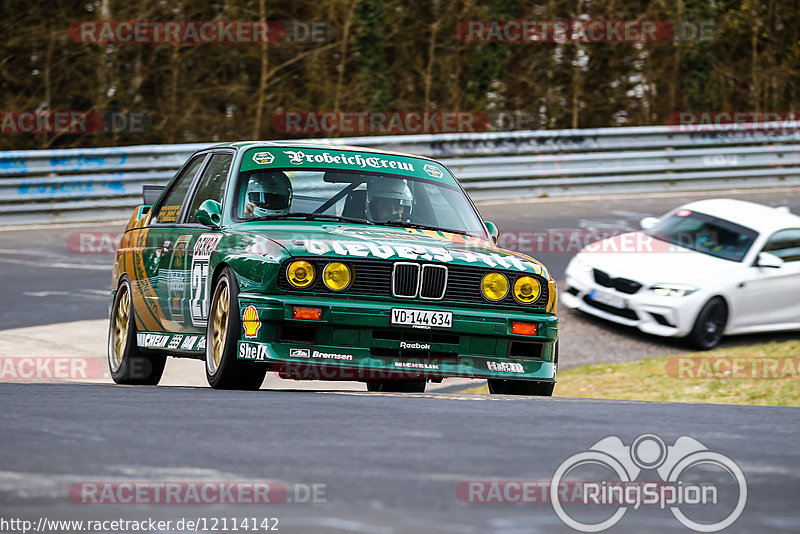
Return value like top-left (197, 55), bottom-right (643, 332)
top-left (550, 434), bottom-right (747, 532)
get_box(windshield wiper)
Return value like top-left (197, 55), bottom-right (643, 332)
top-left (248, 212), bottom-right (374, 225)
top-left (378, 220), bottom-right (469, 235)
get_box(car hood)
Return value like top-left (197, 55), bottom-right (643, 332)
top-left (574, 232), bottom-right (744, 286)
top-left (232, 221), bottom-right (550, 278)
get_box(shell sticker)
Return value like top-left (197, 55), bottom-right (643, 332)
top-left (243, 305), bottom-right (261, 338)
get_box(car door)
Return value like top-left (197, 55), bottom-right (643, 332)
top-left (729, 228), bottom-right (800, 329)
top-left (158, 151), bottom-right (233, 334)
top-left (132, 153), bottom-right (208, 333)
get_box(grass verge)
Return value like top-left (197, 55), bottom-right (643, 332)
top-left (461, 340), bottom-right (800, 406)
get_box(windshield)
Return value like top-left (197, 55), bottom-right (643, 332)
top-left (232, 167), bottom-right (488, 238)
top-left (646, 209), bottom-right (758, 262)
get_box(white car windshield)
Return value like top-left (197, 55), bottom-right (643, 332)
top-left (646, 209), bottom-right (758, 262)
top-left (234, 169), bottom-right (488, 238)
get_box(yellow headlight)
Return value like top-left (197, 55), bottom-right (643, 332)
top-left (481, 272), bottom-right (509, 301)
top-left (287, 260), bottom-right (315, 288)
top-left (323, 262), bottom-right (351, 291)
top-left (513, 276), bottom-right (541, 303)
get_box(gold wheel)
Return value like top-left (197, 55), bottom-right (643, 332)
top-left (110, 286), bottom-right (130, 371)
top-left (209, 283), bottom-right (229, 373)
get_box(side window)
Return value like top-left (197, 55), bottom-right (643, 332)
top-left (762, 229), bottom-right (800, 262)
top-left (152, 155), bottom-right (206, 224)
top-left (185, 153), bottom-right (233, 224)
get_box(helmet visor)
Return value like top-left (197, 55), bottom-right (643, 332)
top-left (248, 191), bottom-right (290, 210)
top-left (372, 198), bottom-right (410, 221)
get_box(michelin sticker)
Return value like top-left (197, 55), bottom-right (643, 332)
top-left (137, 333), bottom-right (204, 351)
top-left (252, 152), bottom-right (274, 165)
top-left (394, 361), bottom-right (439, 370)
top-left (137, 333), bottom-right (170, 349)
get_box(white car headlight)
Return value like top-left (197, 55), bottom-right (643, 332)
top-left (649, 284), bottom-right (698, 298)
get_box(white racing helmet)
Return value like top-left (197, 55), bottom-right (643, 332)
top-left (367, 179), bottom-right (413, 222)
top-left (245, 171), bottom-right (292, 217)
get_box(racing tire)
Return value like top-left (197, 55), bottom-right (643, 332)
top-left (366, 380), bottom-right (426, 393)
top-left (487, 379), bottom-right (555, 396)
top-left (686, 297), bottom-right (728, 350)
top-left (206, 267), bottom-right (267, 390)
top-left (108, 278), bottom-right (167, 385)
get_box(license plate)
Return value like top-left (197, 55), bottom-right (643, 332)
top-left (588, 289), bottom-right (627, 309)
top-left (391, 308), bottom-right (453, 329)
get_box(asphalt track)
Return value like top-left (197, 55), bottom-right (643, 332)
top-left (1, 190), bottom-right (799, 533)
top-left (1, 383), bottom-right (798, 533)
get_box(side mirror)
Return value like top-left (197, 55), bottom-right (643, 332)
top-left (142, 185), bottom-right (164, 206)
top-left (196, 199), bottom-right (222, 228)
top-left (755, 252), bottom-right (784, 269)
top-left (639, 216), bottom-right (660, 230)
top-left (484, 221), bottom-right (499, 245)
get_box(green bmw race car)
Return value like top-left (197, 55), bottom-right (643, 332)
top-left (108, 142), bottom-right (559, 394)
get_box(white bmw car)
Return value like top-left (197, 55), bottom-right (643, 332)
top-left (562, 199), bottom-right (800, 349)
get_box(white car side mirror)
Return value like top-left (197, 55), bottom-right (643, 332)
top-left (755, 252), bottom-right (784, 268)
top-left (639, 216), bottom-right (660, 230)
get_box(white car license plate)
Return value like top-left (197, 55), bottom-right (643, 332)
top-left (391, 308), bottom-right (453, 329)
top-left (588, 289), bottom-right (627, 309)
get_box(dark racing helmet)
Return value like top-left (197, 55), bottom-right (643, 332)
top-left (245, 171), bottom-right (292, 217)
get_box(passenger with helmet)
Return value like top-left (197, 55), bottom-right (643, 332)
top-left (243, 170), bottom-right (292, 218)
top-left (366, 178), bottom-right (413, 222)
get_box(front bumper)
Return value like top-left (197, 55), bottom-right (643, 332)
top-left (561, 265), bottom-right (703, 338)
top-left (236, 293), bottom-right (558, 382)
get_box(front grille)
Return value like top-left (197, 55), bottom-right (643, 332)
top-left (278, 258), bottom-right (548, 309)
top-left (420, 264), bottom-right (447, 299)
top-left (583, 295), bottom-right (639, 320)
top-left (593, 269), bottom-right (642, 295)
top-left (392, 263), bottom-right (420, 297)
top-left (594, 269), bottom-right (614, 287)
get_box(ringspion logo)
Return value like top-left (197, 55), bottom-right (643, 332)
top-left (550, 434), bottom-right (746, 532)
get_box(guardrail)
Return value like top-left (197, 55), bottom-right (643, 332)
top-left (1, 122), bottom-right (798, 225)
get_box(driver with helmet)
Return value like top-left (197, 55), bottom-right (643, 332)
top-left (243, 171), bottom-right (292, 218)
top-left (366, 179), bottom-right (413, 222)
